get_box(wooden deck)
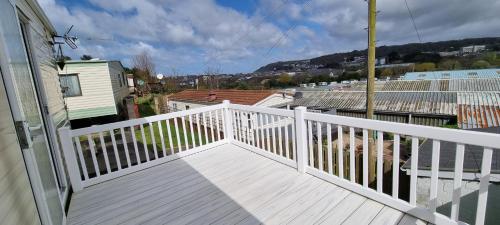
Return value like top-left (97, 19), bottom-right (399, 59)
top-left (67, 144), bottom-right (428, 225)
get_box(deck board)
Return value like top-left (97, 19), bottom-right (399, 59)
top-left (67, 144), bottom-right (428, 225)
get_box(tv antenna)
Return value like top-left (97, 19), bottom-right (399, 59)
top-left (53, 25), bottom-right (78, 69)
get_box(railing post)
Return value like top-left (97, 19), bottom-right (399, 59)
top-left (294, 106), bottom-right (308, 173)
top-left (58, 127), bottom-right (83, 192)
top-left (222, 100), bottom-right (233, 143)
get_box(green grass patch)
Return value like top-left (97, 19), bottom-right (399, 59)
top-left (135, 118), bottom-right (209, 151)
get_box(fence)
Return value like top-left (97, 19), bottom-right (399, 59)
top-left (60, 101), bottom-right (500, 225)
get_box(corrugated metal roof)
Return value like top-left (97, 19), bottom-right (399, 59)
top-left (403, 69), bottom-right (500, 80)
top-left (291, 91), bottom-right (500, 129)
top-left (457, 92), bottom-right (500, 129)
top-left (351, 78), bottom-right (500, 92)
top-left (292, 91), bottom-right (457, 115)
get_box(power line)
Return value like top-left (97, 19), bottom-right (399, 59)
top-left (202, 0), bottom-right (291, 71)
top-left (260, 0), bottom-right (312, 62)
top-left (403, 0), bottom-right (423, 43)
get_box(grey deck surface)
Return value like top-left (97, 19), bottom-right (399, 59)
top-left (67, 144), bottom-right (427, 225)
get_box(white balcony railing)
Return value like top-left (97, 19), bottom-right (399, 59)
top-left (59, 100), bottom-right (500, 225)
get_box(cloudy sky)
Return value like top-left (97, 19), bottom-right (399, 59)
top-left (39, 0), bottom-right (500, 75)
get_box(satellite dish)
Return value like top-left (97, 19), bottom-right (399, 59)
top-left (156, 74), bottom-right (164, 79)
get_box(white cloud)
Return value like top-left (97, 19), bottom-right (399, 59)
top-left (39, 0), bottom-right (500, 74)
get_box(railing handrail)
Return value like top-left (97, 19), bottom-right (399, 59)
top-left (70, 104), bottom-right (226, 137)
top-left (303, 111), bottom-right (500, 149)
top-left (228, 103), bottom-right (294, 117)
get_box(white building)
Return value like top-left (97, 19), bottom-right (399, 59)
top-left (167, 90), bottom-right (293, 111)
top-left (461, 45), bottom-right (486, 54)
top-left (58, 60), bottom-right (130, 120)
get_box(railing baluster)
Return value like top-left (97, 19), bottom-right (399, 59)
top-left (317, 121), bottom-right (323, 171)
top-left (99, 132), bottom-right (111, 173)
top-left (291, 119), bottom-right (296, 160)
top-left (110, 129), bottom-right (122, 170)
top-left (209, 111), bottom-right (215, 143)
top-left (87, 134), bottom-right (100, 176)
top-left (215, 110), bottom-right (221, 141)
top-left (174, 118), bottom-right (182, 152)
top-left (363, 129), bottom-right (368, 187)
top-left (149, 123), bottom-right (158, 159)
top-left (349, 127), bottom-right (355, 182)
top-left (327, 123), bottom-right (333, 174)
top-left (377, 131), bottom-right (384, 192)
top-left (203, 112), bottom-right (209, 144)
top-left (451, 143), bottom-right (465, 221)
top-left (475, 148), bottom-right (493, 225)
top-left (271, 115), bottom-right (277, 154)
top-left (429, 140), bottom-right (440, 212)
top-left (120, 127), bottom-right (131, 167)
top-left (338, 126), bottom-right (344, 179)
top-left (261, 113), bottom-right (266, 150)
top-left (166, 119), bottom-right (174, 155)
top-left (235, 110), bottom-right (240, 141)
top-left (308, 120), bottom-right (313, 166)
top-left (266, 114), bottom-right (271, 151)
top-left (392, 134), bottom-right (400, 198)
top-left (410, 137), bottom-right (419, 205)
top-left (74, 137), bottom-right (89, 180)
top-left (255, 113), bottom-right (261, 149)
top-left (252, 113), bottom-right (257, 146)
top-left (240, 111), bottom-right (245, 143)
top-left (140, 124), bottom-right (150, 161)
top-left (234, 111), bottom-right (240, 142)
top-left (189, 114), bottom-right (196, 148)
top-left (245, 112), bottom-right (250, 145)
top-left (120, 128), bottom-right (131, 167)
top-left (195, 114), bottom-right (202, 146)
top-left (156, 121), bottom-right (166, 158)
top-left (130, 126), bottom-right (141, 165)
top-left (284, 117), bottom-right (290, 159)
top-left (278, 116), bottom-right (284, 156)
top-left (181, 116), bottom-right (189, 150)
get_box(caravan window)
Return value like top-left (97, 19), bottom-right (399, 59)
top-left (59, 74), bottom-right (82, 97)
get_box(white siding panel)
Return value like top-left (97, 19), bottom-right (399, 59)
top-left (107, 61), bottom-right (129, 108)
top-left (59, 62), bottom-right (116, 116)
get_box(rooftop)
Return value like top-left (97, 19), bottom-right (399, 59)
top-left (402, 69), bottom-right (500, 80)
top-left (168, 89), bottom-right (279, 105)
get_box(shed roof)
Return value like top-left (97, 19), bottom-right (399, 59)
top-left (168, 90), bottom-right (278, 105)
top-left (402, 127), bottom-right (500, 174)
top-left (291, 91), bottom-right (457, 115)
top-left (402, 69), bottom-right (500, 80)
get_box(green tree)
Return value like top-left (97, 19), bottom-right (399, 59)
top-left (439, 60), bottom-right (462, 70)
top-left (415, 62), bottom-right (436, 72)
top-left (381, 68), bottom-right (394, 77)
top-left (277, 74), bottom-right (292, 85)
top-left (80, 54), bottom-right (93, 60)
top-left (471, 60), bottom-right (491, 69)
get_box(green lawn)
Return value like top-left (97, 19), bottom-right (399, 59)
top-left (135, 118), bottom-right (210, 151)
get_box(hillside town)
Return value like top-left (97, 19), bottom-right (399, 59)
top-left (1, 1), bottom-right (499, 225)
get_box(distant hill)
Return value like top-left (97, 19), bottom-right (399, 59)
top-left (255, 37), bottom-right (500, 72)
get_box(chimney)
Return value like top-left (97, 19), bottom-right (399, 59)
top-left (208, 91), bottom-right (217, 101)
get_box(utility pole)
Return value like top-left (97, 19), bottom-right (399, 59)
top-left (366, 0), bottom-right (377, 184)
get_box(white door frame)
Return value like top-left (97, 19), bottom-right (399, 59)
top-left (17, 9), bottom-right (70, 206)
top-left (0, 2), bottom-right (66, 225)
